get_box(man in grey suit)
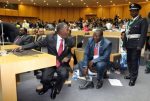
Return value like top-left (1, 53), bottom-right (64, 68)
top-left (79, 29), bottom-right (112, 89)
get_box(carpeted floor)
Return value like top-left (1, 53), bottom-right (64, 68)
top-left (17, 65), bottom-right (150, 101)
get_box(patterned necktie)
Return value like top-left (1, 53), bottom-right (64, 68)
top-left (94, 43), bottom-right (98, 56)
top-left (56, 39), bottom-right (63, 68)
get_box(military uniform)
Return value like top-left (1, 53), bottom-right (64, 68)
top-left (123, 3), bottom-right (148, 85)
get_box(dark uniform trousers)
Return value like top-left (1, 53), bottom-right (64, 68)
top-left (123, 16), bottom-right (148, 82)
top-left (127, 48), bottom-right (141, 81)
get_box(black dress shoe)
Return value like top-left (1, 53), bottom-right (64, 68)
top-left (124, 75), bottom-right (130, 79)
top-left (79, 81), bottom-right (94, 89)
top-left (103, 71), bottom-right (109, 79)
top-left (96, 80), bottom-right (103, 89)
top-left (36, 84), bottom-right (51, 95)
top-left (50, 88), bottom-right (59, 99)
top-left (36, 87), bottom-right (48, 95)
top-left (129, 80), bottom-right (136, 86)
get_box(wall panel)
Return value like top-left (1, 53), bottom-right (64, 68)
top-left (67, 8), bottom-right (74, 21)
top-left (122, 5), bottom-right (130, 19)
top-left (0, 2), bottom-right (149, 22)
top-left (115, 6), bottom-right (123, 19)
top-left (55, 7), bottom-right (62, 21)
top-left (61, 8), bottom-right (68, 20)
top-left (97, 7), bottom-right (103, 18)
top-left (74, 8), bottom-right (80, 21)
top-left (102, 7), bottom-right (110, 18)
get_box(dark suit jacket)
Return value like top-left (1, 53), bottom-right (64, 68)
top-left (0, 22), bottom-right (19, 42)
top-left (82, 37), bottom-right (112, 67)
top-left (22, 33), bottom-right (74, 69)
top-left (123, 16), bottom-right (148, 49)
top-left (14, 35), bottom-right (34, 45)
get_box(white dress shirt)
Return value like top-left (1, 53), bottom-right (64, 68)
top-left (56, 34), bottom-right (65, 52)
top-left (93, 41), bottom-right (101, 59)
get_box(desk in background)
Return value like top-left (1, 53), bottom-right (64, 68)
top-left (71, 31), bottom-right (121, 53)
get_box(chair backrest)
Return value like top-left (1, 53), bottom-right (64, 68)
top-left (77, 35), bottom-right (84, 48)
top-left (74, 48), bottom-right (84, 63)
top-left (106, 37), bottom-right (119, 53)
top-left (82, 35), bottom-right (91, 49)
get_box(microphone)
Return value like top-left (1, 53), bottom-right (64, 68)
top-left (0, 20), bottom-right (7, 56)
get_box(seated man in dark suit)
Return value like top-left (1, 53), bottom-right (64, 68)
top-left (79, 29), bottom-right (112, 89)
top-left (14, 23), bottom-right (74, 99)
top-left (14, 28), bottom-right (33, 45)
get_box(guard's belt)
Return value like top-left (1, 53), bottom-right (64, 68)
top-left (127, 34), bottom-right (141, 39)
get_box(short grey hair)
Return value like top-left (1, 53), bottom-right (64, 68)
top-left (56, 22), bottom-right (67, 32)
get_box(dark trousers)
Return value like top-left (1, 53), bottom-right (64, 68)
top-left (127, 48), bottom-right (141, 81)
top-left (41, 66), bottom-right (69, 92)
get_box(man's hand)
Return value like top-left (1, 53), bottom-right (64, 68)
top-left (83, 67), bottom-right (88, 76)
top-left (12, 46), bottom-right (23, 52)
top-left (62, 57), bottom-right (70, 63)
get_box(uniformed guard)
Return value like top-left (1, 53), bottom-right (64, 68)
top-left (123, 3), bottom-right (148, 86)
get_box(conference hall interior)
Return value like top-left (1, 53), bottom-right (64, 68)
top-left (0, 0), bottom-right (150, 101)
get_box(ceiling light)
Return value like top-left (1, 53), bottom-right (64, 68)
top-left (81, 0), bottom-right (83, 1)
top-left (44, 0), bottom-right (46, 3)
top-left (110, 1), bottom-right (112, 2)
top-left (18, 0), bottom-right (20, 1)
top-left (71, 3), bottom-right (74, 5)
top-left (97, 2), bottom-right (99, 3)
top-left (31, 0), bottom-right (34, 2)
top-left (6, 1), bottom-right (9, 4)
top-left (59, 4), bottom-right (61, 5)
top-left (68, 0), bottom-right (70, 2)
top-left (34, 2), bottom-right (36, 5)
top-left (47, 3), bottom-right (48, 5)
top-left (56, 0), bottom-right (59, 2)
top-left (84, 2), bottom-right (86, 5)
top-left (129, 2), bottom-right (131, 4)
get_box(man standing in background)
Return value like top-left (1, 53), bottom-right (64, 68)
top-left (123, 3), bottom-right (148, 86)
